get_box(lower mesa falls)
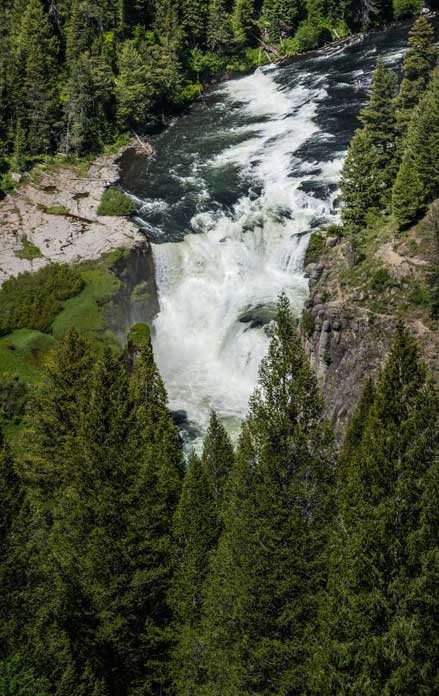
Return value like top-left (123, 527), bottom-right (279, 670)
top-left (2, 3), bottom-right (439, 696)
top-left (122, 22), bottom-right (409, 444)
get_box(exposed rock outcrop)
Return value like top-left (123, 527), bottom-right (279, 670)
top-left (302, 213), bottom-right (439, 439)
top-left (0, 146), bottom-right (145, 285)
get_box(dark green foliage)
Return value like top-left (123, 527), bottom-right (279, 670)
top-left (8, 328), bottom-right (183, 695)
top-left (312, 324), bottom-right (439, 695)
top-left (0, 0), bottom-right (414, 166)
top-left (0, 264), bottom-right (85, 336)
top-left (342, 61), bottom-right (398, 231)
top-left (393, 0), bottom-right (422, 19)
top-left (302, 309), bottom-right (315, 337)
top-left (0, 376), bottom-right (28, 429)
top-left (395, 15), bottom-right (436, 137)
top-left (392, 149), bottom-right (424, 228)
top-left (97, 186), bottom-right (136, 216)
top-left (200, 294), bottom-right (335, 695)
top-left (305, 231), bottom-right (325, 264)
top-left (0, 655), bottom-right (50, 696)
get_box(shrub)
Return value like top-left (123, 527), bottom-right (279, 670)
top-left (295, 21), bottom-right (329, 52)
top-left (393, 0), bottom-right (422, 20)
top-left (0, 264), bottom-right (85, 335)
top-left (302, 310), bottom-right (315, 338)
top-left (46, 205), bottom-right (70, 215)
top-left (371, 267), bottom-right (393, 292)
top-left (0, 375), bottom-right (28, 425)
top-left (305, 232), bottom-right (325, 265)
top-left (97, 187), bottom-right (136, 216)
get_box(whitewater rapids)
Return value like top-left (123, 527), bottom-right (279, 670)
top-left (126, 25), bottom-right (409, 444)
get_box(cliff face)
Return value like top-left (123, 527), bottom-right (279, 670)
top-left (107, 241), bottom-right (159, 343)
top-left (302, 209), bottom-right (439, 439)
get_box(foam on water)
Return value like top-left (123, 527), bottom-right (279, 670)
top-left (123, 23), bottom-right (412, 446)
top-left (150, 65), bottom-right (336, 443)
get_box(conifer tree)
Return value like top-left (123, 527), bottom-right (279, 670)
top-left (206, 0), bottom-right (232, 52)
top-left (170, 451), bottom-right (219, 695)
top-left (393, 0), bottom-right (422, 20)
top-left (14, 0), bottom-right (59, 154)
top-left (341, 61), bottom-right (398, 230)
top-left (181, 0), bottom-right (208, 46)
top-left (201, 410), bottom-right (234, 507)
top-left (232, 0), bottom-right (255, 45)
top-left (403, 66), bottom-right (439, 207)
top-left (115, 41), bottom-right (153, 129)
top-left (13, 326), bottom-right (183, 694)
top-left (392, 149), bottom-right (424, 228)
top-left (0, 428), bottom-right (21, 662)
top-left (201, 294), bottom-right (335, 695)
top-left (341, 128), bottom-right (381, 229)
top-left (263, 0), bottom-right (302, 42)
top-left (312, 325), bottom-right (439, 695)
top-left (395, 15), bottom-right (436, 138)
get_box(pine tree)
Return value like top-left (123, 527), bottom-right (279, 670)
top-left (263, 0), bottom-right (302, 42)
top-left (115, 41), bottom-right (153, 130)
top-left (201, 411), bottom-right (234, 507)
top-left (0, 428), bottom-right (21, 661)
top-left (201, 294), bottom-right (335, 695)
top-left (170, 450), bottom-right (219, 695)
top-left (395, 15), bottom-right (436, 137)
top-left (312, 325), bottom-right (439, 695)
top-left (341, 128), bottom-right (382, 230)
top-left (181, 0), bottom-right (208, 46)
top-left (341, 61), bottom-right (398, 230)
top-left (232, 0), bottom-right (255, 45)
top-left (13, 0), bottom-right (59, 155)
top-left (403, 67), bottom-right (439, 206)
top-left (393, 0), bottom-right (422, 20)
top-left (206, 0), bottom-right (232, 52)
top-left (392, 149), bottom-right (424, 228)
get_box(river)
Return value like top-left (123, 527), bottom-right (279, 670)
top-left (123, 23), bottom-right (411, 445)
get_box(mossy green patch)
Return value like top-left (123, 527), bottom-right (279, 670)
top-left (15, 237), bottom-right (43, 260)
top-left (51, 257), bottom-right (121, 347)
top-left (46, 205), bottom-right (70, 215)
top-left (128, 322), bottom-right (150, 349)
top-left (97, 187), bottom-right (135, 216)
top-left (0, 330), bottom-right (56, 382)
top-left (305, 232), bottom-right (325, 265)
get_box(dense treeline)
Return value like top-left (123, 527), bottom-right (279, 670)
top-left (1, 296), bottom-right (439, 694)
top-left (341, 13), bottom-right (439, 232)
top-left (0, 0), bottom-right (426, 194)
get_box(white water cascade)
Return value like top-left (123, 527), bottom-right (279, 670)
top-left (127, 26), bottom-right (409, 444)
top-left (152, 67), bottom-right (341, 440)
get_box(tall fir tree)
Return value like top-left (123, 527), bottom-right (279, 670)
top-left (395, 15), bottom-right (436, 138)
top-left (392, 149), bottom-right (424, 228)
top-left (13, 0), bottom-right (59, 154)
top-left (170, 450), bottom-right (219, 695)
top-left (232, 0), bottom-right (256, 45)
top-left (200, 294), bottom-right (335, 695)
top-left (312, 325), bottom-right (439, 695)
top-left (341, 60), bottom-right (398, 230)
top-left (402, 66), bottom-right (439, 209)
top-left (206, 0), bottom-right (232, 52)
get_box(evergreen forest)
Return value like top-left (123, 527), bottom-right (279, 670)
top-left (0, 0), bottom-right (433, 195)
top-left (3, 4), bottom-right (439, 696)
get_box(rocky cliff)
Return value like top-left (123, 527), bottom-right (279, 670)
top-left (302, 209), bottom-right (439, 438)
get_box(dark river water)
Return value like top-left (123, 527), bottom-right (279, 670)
top-left (122, 22), bottom-right (414, 445)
